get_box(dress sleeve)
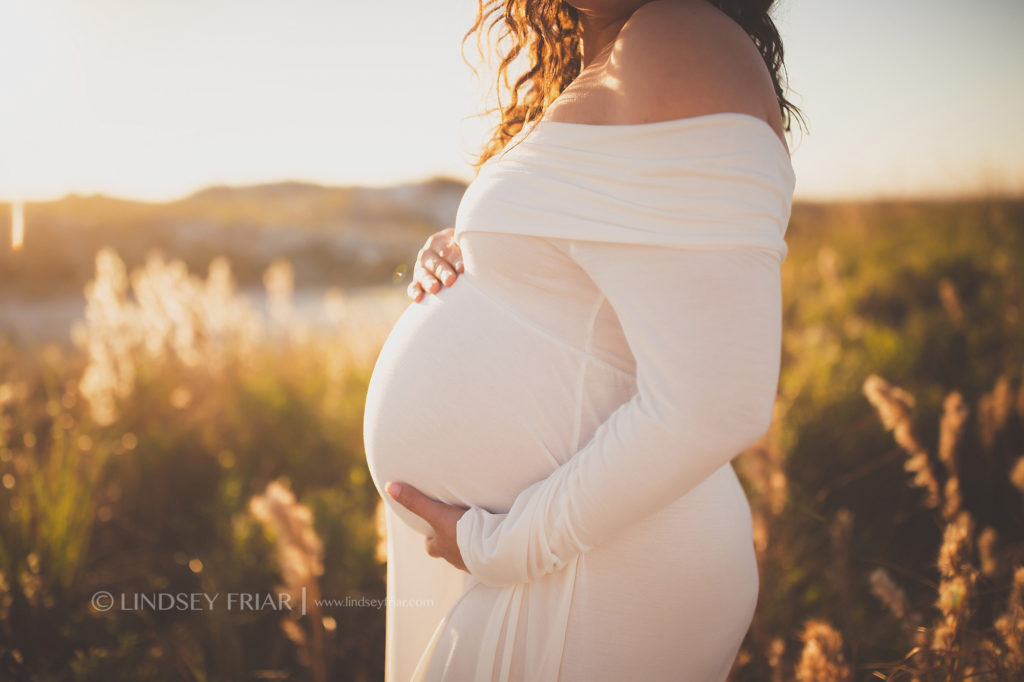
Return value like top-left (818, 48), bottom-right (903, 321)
top-left (455, 239), bottom-right (783, 587)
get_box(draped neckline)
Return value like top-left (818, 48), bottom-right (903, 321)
top-left (528, 111), bottom-right (791, 160)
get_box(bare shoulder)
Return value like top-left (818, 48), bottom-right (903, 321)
top-left (608, 0), bottom-right (783, 134)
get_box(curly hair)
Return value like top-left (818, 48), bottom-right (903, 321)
top-left (460, 0), bottom-right (807, 171)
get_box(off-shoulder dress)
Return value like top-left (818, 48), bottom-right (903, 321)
top-left (362, 112), bottom-right (796, 682)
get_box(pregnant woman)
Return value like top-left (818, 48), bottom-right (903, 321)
top-left (363, 0), bottom-right (804, 679)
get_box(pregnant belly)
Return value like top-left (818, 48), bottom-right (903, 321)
top-left (363, 275), bottom-right (631, 537)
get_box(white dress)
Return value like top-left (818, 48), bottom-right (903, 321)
top-left (362, 112), bottom-right (796, 681)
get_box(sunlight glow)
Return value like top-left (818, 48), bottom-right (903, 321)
top-left (11, 201), bottom-right (25, 252)
top-left (0, 0), bottom-right (1021, 201)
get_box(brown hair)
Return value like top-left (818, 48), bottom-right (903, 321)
top-left (460, 0), bottom-right (807, 171)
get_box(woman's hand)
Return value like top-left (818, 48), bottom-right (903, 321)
top-left (386, 481), bottom-right (469, 572)
top-left (409, 227), bottom-right (464, 302)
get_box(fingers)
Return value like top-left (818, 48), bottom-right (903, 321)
top-left (409, 229), bottom-right (464, 302)
top-left (434, 233), bottom-right (464, 274)
top-left (386, 482), bottom-right (438, 527)
top-left (421, 250), bottom-right (457, 287)
top-left (408, 258), bottom-right (441, 301)
top-left (414, 261), bottom-right (444, 292)
top-left (407, 281), bottom-right (425, 302)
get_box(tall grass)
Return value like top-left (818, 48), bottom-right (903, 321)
top-left (729, 198), bottom-right (1024, 681)
top-left (0, 197), bottom-right (1022, 680)
top-left (0, 247), bottom-right (403, 680)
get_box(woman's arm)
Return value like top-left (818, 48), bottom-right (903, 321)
top-left (455, 240), bottom-right (783, 587)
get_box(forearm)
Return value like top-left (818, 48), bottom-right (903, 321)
top-left (456, 241), bottom-right (782, 587)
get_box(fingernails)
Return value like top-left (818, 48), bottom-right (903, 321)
top-left (386, 482), bottom-right (402, 498)
top-left (454, 259), bottom-right (463, 271)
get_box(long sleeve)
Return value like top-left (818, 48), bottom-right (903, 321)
top-left (455, 239), bottom-right (783, 587)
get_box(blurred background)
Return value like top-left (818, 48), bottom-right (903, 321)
top-left (0, 0), bottom-right (1022, 680)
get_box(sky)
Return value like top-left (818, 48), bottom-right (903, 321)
top-left (0, 0), bottom-right (1022, 202)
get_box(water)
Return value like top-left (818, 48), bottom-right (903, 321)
top-left (0, 284), bottom-right (412, 349)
